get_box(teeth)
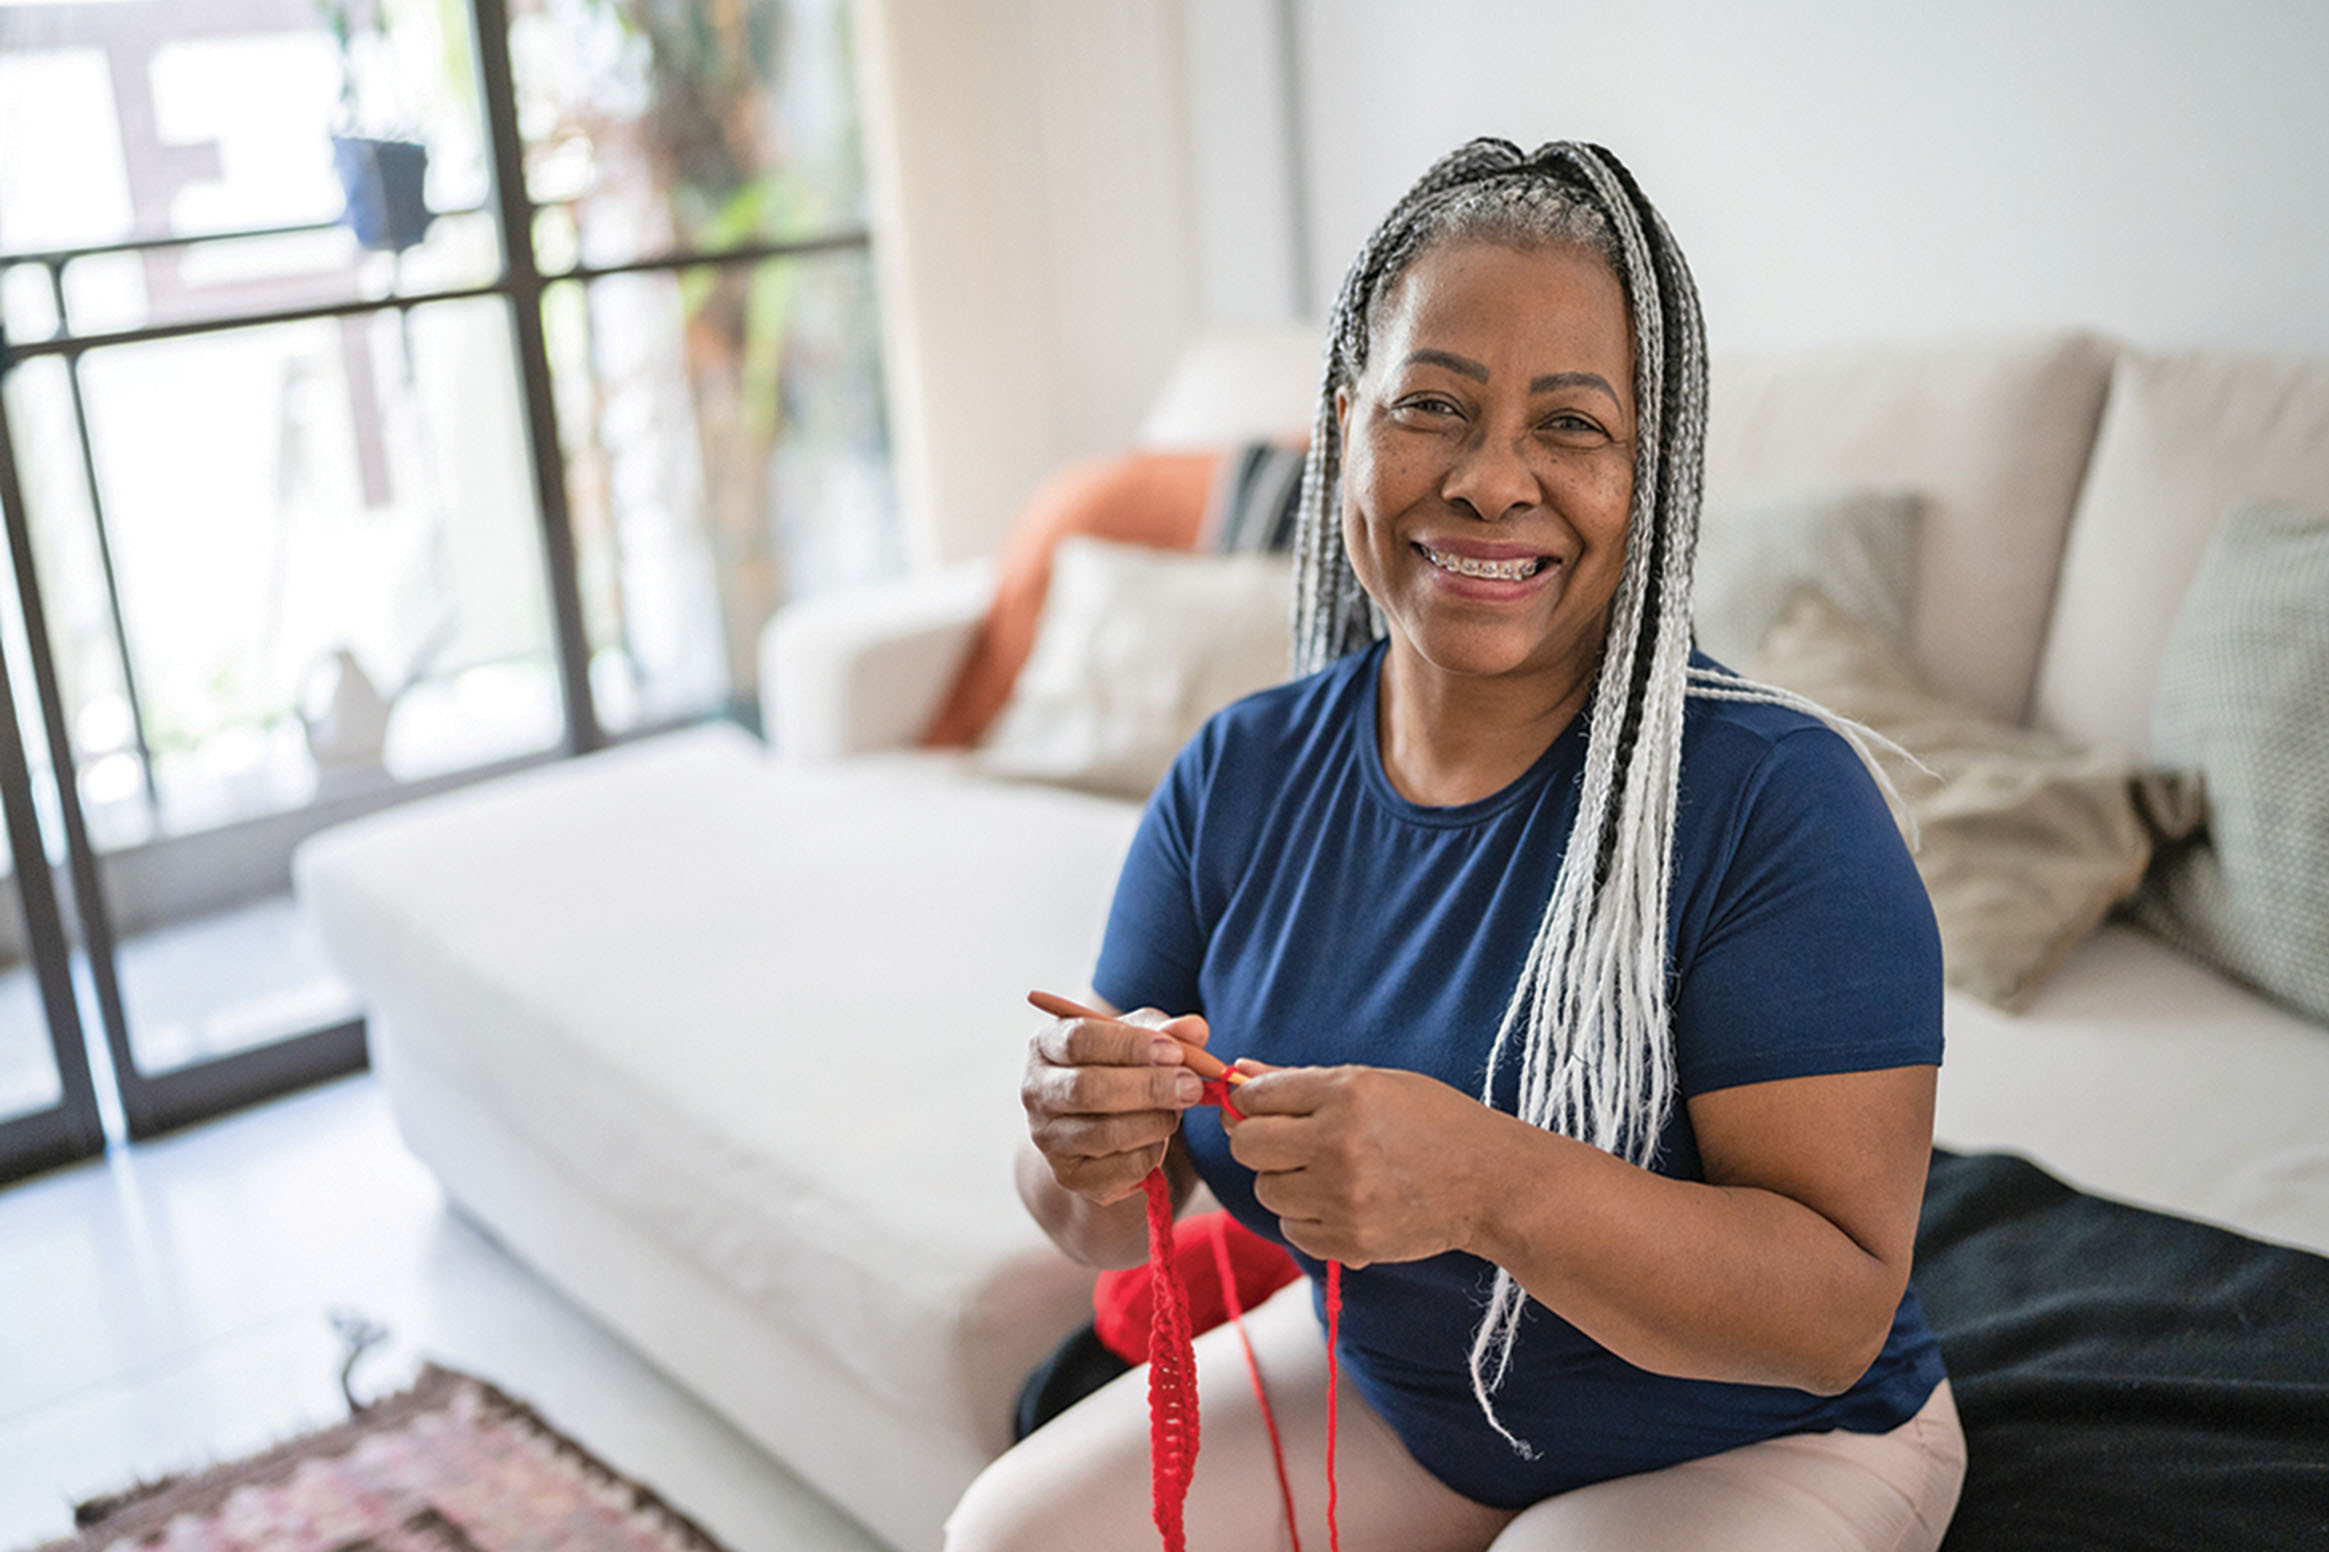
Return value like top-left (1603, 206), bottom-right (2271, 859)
top-left (1422, 545), bottom-right (1544, 581)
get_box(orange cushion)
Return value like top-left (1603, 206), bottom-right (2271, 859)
top-left (921, 450), bottom-right (1221, 747)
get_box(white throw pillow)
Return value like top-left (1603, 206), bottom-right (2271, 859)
top-left (975, 536), bottom-right (1295, 798)
top-left (1693, 487), bottom-right (1923, 670)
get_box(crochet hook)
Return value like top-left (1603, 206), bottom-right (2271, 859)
top-left (1025, 989), bottom-right (1248, 1086)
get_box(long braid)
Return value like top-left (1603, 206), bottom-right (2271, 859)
top-left (1289, 139), bottom-right (1723, 1453)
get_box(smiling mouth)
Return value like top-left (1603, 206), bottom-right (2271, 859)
top-left (1416, 544), bottom-right (1552, 582)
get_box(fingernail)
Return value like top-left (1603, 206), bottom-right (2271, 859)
top-left (1150, 1038), bottom-right (1180, 1064)
top-left (1174, 1071), bottom-right (1202, 1103)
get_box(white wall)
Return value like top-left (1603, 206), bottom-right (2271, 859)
top-left (1281, 0), bottom-right (2329, 357)
top-left (857, 0), bottom-right (2329, 562)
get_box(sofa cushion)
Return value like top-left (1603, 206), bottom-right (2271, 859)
top-left (294, 725), bottom-right (1144, 1435)
top-left (2031, 350), bottom-right (2329, 755)
top-left (976, 536), bottom-right (1294, 798)
top-left (921, 451), bottom-right (1221, 748)
top-left (1692, 486), bottom-right (1921, 669)
top-left (1704, 332), bottom-right (2113, 724)
top-left (1747, 592), bottom-right (2198, 1012)
top-left (2132, 504), bottom-right (2329, 1024)
top-left (1933, 924), bottom-right (2329, 1258)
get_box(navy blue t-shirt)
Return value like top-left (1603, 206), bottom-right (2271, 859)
top-left (1092, 640), bottom-right (1947, 1507)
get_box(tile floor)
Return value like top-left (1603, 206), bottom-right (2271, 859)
top-left (0, 1072), bottom-right (888, 1552)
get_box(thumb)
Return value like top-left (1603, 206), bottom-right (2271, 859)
top-left (1160, 1013), bottom-right (1211, 1049)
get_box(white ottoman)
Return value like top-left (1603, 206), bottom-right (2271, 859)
top-left (295, 724), bottom-right (1145, 1549)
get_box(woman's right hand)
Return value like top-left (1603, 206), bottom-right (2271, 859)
top-left (1021, 1005), bottom-right (1210, 1207)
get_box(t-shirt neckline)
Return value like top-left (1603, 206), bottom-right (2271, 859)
top-left (1352, 640), bottom-right (1591, 830)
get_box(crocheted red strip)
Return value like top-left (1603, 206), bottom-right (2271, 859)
top-left (1145, 1076), bottom-right (1341, 1552)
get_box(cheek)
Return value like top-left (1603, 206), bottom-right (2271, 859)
top-left (1338, 435), bottom-right (1408, 581)
top-left (1340, 498), bottom-right (1384, 594)
top-left (1343, 432), bottom-right (1431, 536)
top-left (1571, 457), bottom-right (1635, 553)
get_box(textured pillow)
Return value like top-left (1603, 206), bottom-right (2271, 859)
top-left (1748, 591), bottom-right (2200, 1012)
top-left (2132, 505), bottom-right (2329, 1024)
top-left (920, 451), bottom-right (1220, 748)
top-left (1694, 487), bottom-right (1923, 669)
top-left (974, 537), bottom-right (1293, 798)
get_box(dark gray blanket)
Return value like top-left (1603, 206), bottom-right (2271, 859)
top-left (1918, 1149), bottom-right (2329, 1549)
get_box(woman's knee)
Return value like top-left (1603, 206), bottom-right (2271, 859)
top-left (942, 1456), bottom-right (1050, 1552)
top-left (942, 1436), bottom-right (1146, 1552)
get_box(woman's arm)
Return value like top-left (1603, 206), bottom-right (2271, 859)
top-left (1225, 1061), bottom-right (1934, 1394)
top-left (1017, 999), bottom-right (1210, 1269)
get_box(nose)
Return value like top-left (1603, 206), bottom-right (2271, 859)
top-left (1440, 425), bottom-right (1539, 523)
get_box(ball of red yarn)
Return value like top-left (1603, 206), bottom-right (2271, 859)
top-left (1093, 1209), bottom-right (1301, 1364)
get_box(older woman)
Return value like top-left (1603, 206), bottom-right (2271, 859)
top-left (952, 139), bottom-right (1966, 1552)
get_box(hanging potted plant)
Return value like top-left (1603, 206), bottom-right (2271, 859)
top-left (321, 0), bottom-right (436, 252)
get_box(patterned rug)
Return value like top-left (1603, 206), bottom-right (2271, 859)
top-left (32, 1365), bottom-right (734, 1552)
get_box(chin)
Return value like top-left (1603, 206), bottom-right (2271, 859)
top-left (1395, 622), bottom-right (1560, 682)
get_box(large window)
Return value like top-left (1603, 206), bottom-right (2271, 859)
top-left (0, 0), bottom-right (895, 1179)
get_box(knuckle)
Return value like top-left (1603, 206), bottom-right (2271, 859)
top-left (1101, 1111), bottom-right (1169, 1154)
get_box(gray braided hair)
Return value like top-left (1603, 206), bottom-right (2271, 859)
top-left (1290, 138), bottom-right (1886, 1454)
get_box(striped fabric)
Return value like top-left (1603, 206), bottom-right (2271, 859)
top-left (1204, 442), bottom-right (1308, 555)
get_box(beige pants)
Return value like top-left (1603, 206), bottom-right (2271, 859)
top-left (947, 1281), bottom-right (1966, 1552)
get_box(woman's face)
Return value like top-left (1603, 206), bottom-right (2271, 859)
top-left (1336, 238), bottom-right (1637, 695)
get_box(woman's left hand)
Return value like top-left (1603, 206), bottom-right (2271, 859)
top-left (1223, 1063), bottom-right (1498, 1267)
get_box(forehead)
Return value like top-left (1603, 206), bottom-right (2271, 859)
top-left (1368, 239), bottom-right (1633, 385)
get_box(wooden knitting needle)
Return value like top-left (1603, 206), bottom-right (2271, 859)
top-left (1026, 989), bottom-right (1248, 1086)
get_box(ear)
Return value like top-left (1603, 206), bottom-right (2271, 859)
top-left (1333, 383), bottom-right (1350, 444)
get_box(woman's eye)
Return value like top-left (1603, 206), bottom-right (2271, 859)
top-left (1541, 411), bottom-right (1608, 440)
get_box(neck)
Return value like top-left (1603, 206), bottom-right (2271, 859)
top-left (1375, 639), bottom-right (1601, 807)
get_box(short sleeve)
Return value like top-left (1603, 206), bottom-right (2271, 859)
top-left (1671, 724), bottom-right (1944, 1095)
top-left (1092, 734), bottom-right (1213, 1017)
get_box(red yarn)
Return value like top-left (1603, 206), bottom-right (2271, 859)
top-left (1093, 1210), bottom-right (1302, 1366)
top-left (1207, 1206), bottom-right (1302, 1551)
top-left (1324, 1259), bottom-right (1343, 1551)
top-left (1142, 1169), bottom-right (1201, 1551)
top-left (1143, 1077), bottom-right (1342, 1552)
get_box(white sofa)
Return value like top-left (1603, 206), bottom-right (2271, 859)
top-left (293, 329), bottom-right (2329, 1552)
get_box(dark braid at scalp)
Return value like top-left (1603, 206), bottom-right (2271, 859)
top-left (1289, 138), bottom-right (1722, 1454)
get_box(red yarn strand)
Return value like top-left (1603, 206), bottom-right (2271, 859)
top-left (1324, 1259), bottom-right (1343, 1552)
top-left (1141, 1078), bottom-right (1343, 1552)
top-left (1207, 1209), bottom-right (1302, 1552)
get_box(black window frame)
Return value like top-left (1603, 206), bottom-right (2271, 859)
top-left (0, 0), bottom-right (876, 1176)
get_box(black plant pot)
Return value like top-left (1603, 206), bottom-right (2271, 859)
top-left (332, 136), bottom-right (435, 253)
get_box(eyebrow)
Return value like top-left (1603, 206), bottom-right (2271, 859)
top-left (1401, 350), bottom-right (1622, 406)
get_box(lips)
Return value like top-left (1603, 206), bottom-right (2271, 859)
top-left (1415, 542), bottom-right (1554, 582)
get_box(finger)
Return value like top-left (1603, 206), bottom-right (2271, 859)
top-left (1248, 1170), bottom-right (1338, 1252)
top-left (1027, 1061), bottom-right (1201, 1118)
top-left (1051, 1149), bottom-right (1169, 1206)
top-left (1034, 1107), bottom-right (1183, 1162)
top-left (1277, 1218), bottom-right (1369, 1270)
top-left (1248, 1174), bottom-right (1373, 1268)
top-left (1223, 1114), bottom-right (1314, 1173)
top-left (1219, 1066), bottom-right (1333, 1117)
top-left (1033, 1015), bottom-right (1188, 1071)
top-left (1160, 1013), bottom-right (1212, 1050)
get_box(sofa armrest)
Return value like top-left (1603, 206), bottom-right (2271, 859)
top-left (759, 560), bottom-right (997, 758)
